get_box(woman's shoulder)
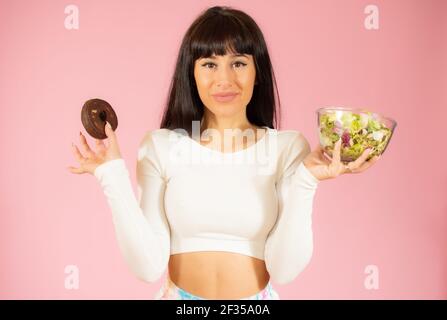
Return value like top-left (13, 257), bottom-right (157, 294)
top-left (272, 129), bottom-right (313, 180)
top-left (136, 128), bottom-right (173, 158)
top-left (271, 128), bottom-right (311, 149)
top-left (139, 128), bottom-right (178, 145)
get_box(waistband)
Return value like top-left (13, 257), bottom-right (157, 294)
top-left (163, 275), bottom-right (275, 300)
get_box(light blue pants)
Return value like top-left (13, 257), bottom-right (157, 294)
top-left (154, 275), bottom-right (280, 300)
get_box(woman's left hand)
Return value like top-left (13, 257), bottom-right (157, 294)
top-left (302, 138), bottom-right (381, 181)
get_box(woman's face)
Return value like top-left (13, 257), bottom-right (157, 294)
top-left (194, 53), bottom-right (256, 120)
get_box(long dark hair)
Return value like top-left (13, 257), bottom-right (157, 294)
top-left (160, 5), bottom-right (282, 136)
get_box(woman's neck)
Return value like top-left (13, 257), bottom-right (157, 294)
top-left (200, 114), bottom-right (256, 135)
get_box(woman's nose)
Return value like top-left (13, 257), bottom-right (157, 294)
top-left (215, 64), bottom-right (235, 84)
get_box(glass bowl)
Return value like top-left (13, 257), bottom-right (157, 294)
top-left (316, 106), bottom-right (397, 164)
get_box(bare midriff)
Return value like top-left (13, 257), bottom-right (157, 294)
top-left (168, 251), bottom-right (270, 299)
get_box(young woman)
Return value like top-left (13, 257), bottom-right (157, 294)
top-left (68, 6), bottom-right (379, 300)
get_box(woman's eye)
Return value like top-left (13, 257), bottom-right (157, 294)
top-left (202, 62), bottom-right (215, 69)
top-left (201, 61), bottom-right (247, 69)
top-left (233, 61), bottom-right (247, 68)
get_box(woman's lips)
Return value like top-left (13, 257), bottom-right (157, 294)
top-left (212, 93), bottom-right (239, 102)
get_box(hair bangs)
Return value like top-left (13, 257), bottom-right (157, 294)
top-left (190, 14), bottom-right (257, 60)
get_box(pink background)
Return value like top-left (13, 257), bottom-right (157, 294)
top-left (0, 0), bottom-right (445, 299)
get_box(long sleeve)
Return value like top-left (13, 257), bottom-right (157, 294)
top-left (264, 132), bottom-right (320, 285)
top-left (93, 131), bottom-right (171, 283)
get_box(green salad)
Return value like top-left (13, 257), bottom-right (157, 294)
top-left (318, 110), bottom-right (393, 162)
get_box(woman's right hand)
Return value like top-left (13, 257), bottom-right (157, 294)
top-left (67, 121), bottom-right (122, 175)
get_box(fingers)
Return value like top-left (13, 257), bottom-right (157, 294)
top-left (79, 132), bottom-right (95, 157)
top-left (95, 138), bottom-right (106, 152)
top-left (104, 121), bottom-right (116, 142)
top-left (318, 146), bottom-right (332, 163)
top-left (340, 147), bottom-right (374, 174)
top-left (71, 142), bottom-right (86, 163)
top-left (346, 154), bottom-right (380, 174)
top-left (356, 155), bottom-right (381, 172)
top-left (350, 148), bottom-right (372, 169)
top-left (67, 165), bottom-right (85, 174)
top-left (68, 143), bottom-right (86, 174)
top-left (104, 121), bottom-right (121, 154)
top-left (333, 138), bottom-right (342, 164)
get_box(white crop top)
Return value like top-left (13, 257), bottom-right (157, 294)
top-left (94, 126), bottom-right (320, 284)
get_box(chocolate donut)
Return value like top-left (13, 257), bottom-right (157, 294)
top-left (81, 98), bottom-right (118, 139)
